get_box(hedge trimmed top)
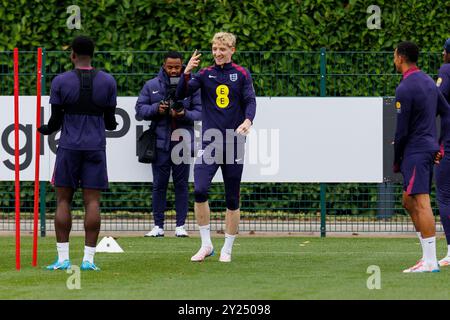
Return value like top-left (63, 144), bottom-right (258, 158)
top-left (1, 0), bottom-right (448, 52)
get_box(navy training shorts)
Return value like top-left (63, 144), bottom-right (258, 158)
top-left (52, 147), bottom-right (109, 190)
top-left (401, 152), bottom-right (434, 195)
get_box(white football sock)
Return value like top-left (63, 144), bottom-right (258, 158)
top-left (416, 232), bottom-right (424, 260)
top-left (199, 225), bottom-right (213, 248)
top-left (447, 245), bottom-right (450, 257)
top-left (422, 236), bottom-right (437, 266)
top-left (221, 233), bottom-right (236, 255)
top-left (83, 246), bottom-right (96, 264)
top-left (57, 242), bottom-right (69, 263)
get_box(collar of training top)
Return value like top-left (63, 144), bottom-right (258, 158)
top-left (403, 66), bottom-right (420, 79)
top-left (214, 61), bottom-right (233, 70)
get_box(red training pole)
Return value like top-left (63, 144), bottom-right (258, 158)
top-left (13, 48), bottom-right (20, 271)
top-left (32, 48), bottom-right (42, 267)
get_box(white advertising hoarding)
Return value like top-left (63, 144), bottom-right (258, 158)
top-left (0, 96), bottom-right (383, 183)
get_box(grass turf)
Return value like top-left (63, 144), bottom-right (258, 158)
top-left (0, 236), bottom-right (449, 299)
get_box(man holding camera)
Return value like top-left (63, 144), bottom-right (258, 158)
top-left (135, 51), bottom-right (201, 237)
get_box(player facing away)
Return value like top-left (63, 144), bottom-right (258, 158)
top-left (434, 38), bottom-right (450, 267)
top-left (393, 41), bottom-right (440, 273)
top-left (38, 36), bottom-right (118, 271)
top-left (177, 32), bottom-right (256, 262)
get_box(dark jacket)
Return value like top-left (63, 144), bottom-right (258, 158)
top-left (135, 67), bottom-right (202, 152)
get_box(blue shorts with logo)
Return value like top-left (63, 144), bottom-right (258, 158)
top-left (400, 152), bottom-right (435, 195)
top-left (52, 147), bottom-right (109, 190)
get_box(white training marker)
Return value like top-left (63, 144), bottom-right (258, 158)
top-left (96, 236), bottom-right (124, 253)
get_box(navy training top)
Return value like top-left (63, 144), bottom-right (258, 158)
top-left (394, 68), bottom-right (439, 165)
top-left (177, 61), bottom-right (256, 145)
top-left (49, 68), bottom-right (117, 150)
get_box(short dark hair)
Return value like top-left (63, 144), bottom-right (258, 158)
top-left (164, 51), bottom-right (183, 62)
top-left (71, 36), bottom-right (95, 57)
top-left (396, 41), bottom-right (419, 63)
top-left (444, 38), bottom-right (450, 52)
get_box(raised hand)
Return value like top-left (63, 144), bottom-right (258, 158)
top-left (185, 49), bottom-right (201, 74)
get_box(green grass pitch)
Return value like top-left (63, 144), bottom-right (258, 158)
top-left (0, 236), bottom-right (449, 299)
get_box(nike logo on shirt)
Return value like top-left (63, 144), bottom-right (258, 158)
top-left (152, 90), bottom-right (159, 94)
top-left (208, 75), bottom-right (216, 78)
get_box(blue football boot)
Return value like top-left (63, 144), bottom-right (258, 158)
top-left (46, 259), bottom-right (72, 270)
top-left (80, 261), bottom-right (101, 271)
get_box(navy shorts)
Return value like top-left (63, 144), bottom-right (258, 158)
top-left (194, 143), bottom-right (245, 210)
top-left (52, 148), bottom-right (109, 190)
top-left (400, 152), bottom-right (434, 195)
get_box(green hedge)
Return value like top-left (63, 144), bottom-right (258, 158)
top-left (1, 0), bottom-right (449, 52)
top-left (1, 0), bottom-right (446, 97)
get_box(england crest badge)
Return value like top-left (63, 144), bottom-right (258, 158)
top-left (230, 73), bottom-right (238, 82)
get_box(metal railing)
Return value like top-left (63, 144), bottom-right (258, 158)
top-left (0, 50), bottom-right (445, 236)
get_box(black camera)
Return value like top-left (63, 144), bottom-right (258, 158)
top-left (162, 77), bottom-right (184, 114)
